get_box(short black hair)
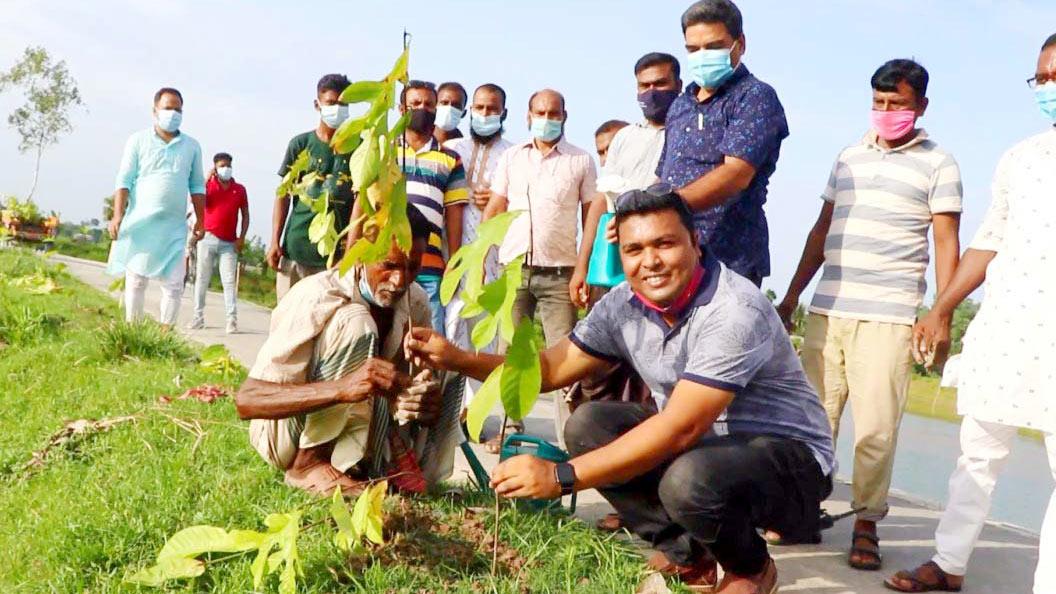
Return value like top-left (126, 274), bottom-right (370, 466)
top-left (1043, 32), bottom-right (1056, 51)
top-left (681, 0), bottom-right (743, 38)
top-left (528, 89), bottom-right (566, 112)
top-left (153, 87), bottom-right (183, 105)
top-left (595, 119), bottom-right (629, 137)
top-left (400, 80), bottom-right (437, 106)
top-left (213, 152), bottom-right (233, 164)
top-left (871, 59), bottom-right (929, 102)
top-left (317, 74), bottom-right (350, 97)
top-left (438, 81), bottom-right (468, 108)
top-left (614, 183), bottom-right (696, 237)
top-left (406, 206), bottom-right (429, 242)
top-left (475, 83), bottom-right (507, 107)
top-left (634, 52), bottom-right (681, 81)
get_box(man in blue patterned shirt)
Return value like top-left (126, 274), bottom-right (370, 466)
top-left (658, 0), bottom-right (789, 285)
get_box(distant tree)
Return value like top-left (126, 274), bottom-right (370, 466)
top-left (103, 195), bottom-right (114, 221)
top-left (764, 289), bottom-right (777, 302)
top-left (0, 46), bottom-right (84, 201)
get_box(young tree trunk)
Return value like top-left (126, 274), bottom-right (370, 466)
top-left (26, 142), bottom-right (43, 201)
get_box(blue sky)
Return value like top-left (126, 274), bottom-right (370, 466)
top-left (2, 0), bottom-right (1055, 299)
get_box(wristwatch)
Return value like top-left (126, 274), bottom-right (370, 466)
top-left (554, 462), bottom-right (577, 496)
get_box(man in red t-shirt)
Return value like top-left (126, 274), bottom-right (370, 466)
top-left (188, 152), bottom-right (249, 333)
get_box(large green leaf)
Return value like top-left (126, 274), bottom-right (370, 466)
top-left (157, 525), bottom-right (264, 561)
top-left (125, 557), bottom-right (205, 586)
top-left (351, 480), bottom-right (387, 545)
top-left (499, 318), bottom-right (543, 421)
top-left (330, 116), bottom-right (368, 154)
top-left (307, 210), bottom-right (335, 244)
top-left (276, 150), bottom-right (310, 198)
top-left (348, 133), bottom-right (380, 192)
top-left (340, 80), bottom-right (384, 104)
top-left (465, 365), bottom-right (504, 441)
top-left (386, 48), bottom-right (409, 84)
top-left (441, 210), bottom-right (522, 306)
top-left (330, 488), bottom-right (357, 552)
top-left (251, 511), bottom-right (302, 592)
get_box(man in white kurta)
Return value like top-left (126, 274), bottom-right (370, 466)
top-left (885, 34), bottom-right (1056, 593)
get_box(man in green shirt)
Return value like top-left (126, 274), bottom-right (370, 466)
top-left (269, 73), bottom-right (354, 300)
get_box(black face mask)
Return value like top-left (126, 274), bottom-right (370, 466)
top-left (638, 89), bottom-right (680, 124)
top-left (407, 108), bottom-right (436, 134)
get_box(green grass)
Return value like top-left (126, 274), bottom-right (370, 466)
top-left (0, 248), bottom-right (655, 593)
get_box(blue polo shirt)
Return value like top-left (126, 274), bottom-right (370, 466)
top-left (569, 252), bottom-right (834, 475)
top-left (657, 65), bottom-right (789, 281)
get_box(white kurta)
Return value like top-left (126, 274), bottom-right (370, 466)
top-left (957, 128), bottom-right (1056, 431)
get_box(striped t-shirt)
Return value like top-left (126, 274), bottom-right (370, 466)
top-left (397, 138), bottom-right (469, 277)
top-left (809, 131), bottom-right (963, 325)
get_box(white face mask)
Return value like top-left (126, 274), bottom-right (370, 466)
top-left (216, 166), bottom-right (233, 181)
top-left (319, 103), bottom-right (349, 128)
top-left (155, 109), bottom-right (182, 133)
top-left (434, 104), bottom-right (463, 131)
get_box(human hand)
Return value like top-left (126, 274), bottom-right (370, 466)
top-left (569, 269), bottom-right (590, 309)
top-left (491, 455), bottom-right (560, 499)
top-left (393, 369), bottom-right (442, 426)
top-left (234, 237), bottom-right (245, 254)
top-left (912, 311), bottom-right (951, 369)
top-left (404, 327), bottom-right (462, 371)
top-left (604, 216), bottom-right (618, 244)
top-left (193, 220), bottom-right (205, 240)
top-left (472, 186), bottom-right (492, 210)
top-left (266, 243), bottom-right (282, 271)
top-left (775, 296), bottom-right (798, 333)
top-left (338, 357), bottom-right (399, 403)
top-left (108, 216), bottom-right (123, 240)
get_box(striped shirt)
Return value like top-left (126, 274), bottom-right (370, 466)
top-left (809, 130), bottom-right (963, 325)
top-left (398, 138), bottom-right (469, 276)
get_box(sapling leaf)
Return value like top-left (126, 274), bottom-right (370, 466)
top-left (339, 80), bottom-right (384, 104)
top-left (348, 133), bottom-right (380, 192)
top-left (441, 210), bottom-right (521, 306)
top-left (330, 116), bottom-right (367, 154)
top-left (351, 480), bottom-right (387, 545)
top-left (466, 365), bottom-right (503, 441)
top-left (125, 557), bottom-right (205, 586)
top-left (276, 150), bottom-right (310, 198)
top-left (385, 48), bottom-right (409, 84)
top-left (499, 318), bottom-right (542, 421)
top-left (330, 487), bottom-right (358, 552)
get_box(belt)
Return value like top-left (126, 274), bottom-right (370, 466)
top-left (521, 264), bottom-right (574, 275)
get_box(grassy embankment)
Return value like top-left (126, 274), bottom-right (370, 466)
top-left (0, 248), bottom-right (653, 593)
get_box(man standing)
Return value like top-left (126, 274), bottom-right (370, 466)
top-left (108, 87), bottom-right (205, 329)
top-left (593, 120), bottom-right (628, 167)
top-left (658, 0), bottom-right (788, 286)
top-left (443, 83), bottom-right (513, 405)
top-left (572, 51), bottom-right (682, 307)
top-left (407, 187), bottom-right (834, 593)
top-left (886, 33), bottom-right (1056, 593)
top-left (434, 81), bottom-right (467, 145)
top-left (777, 59), bottom-right (962, 568)
top-left (483, 88), bottom-right (597, 449)
top-left (269, 74), bottom-right (354, 301)
top-left (188, 152), bottom-right (249, 334)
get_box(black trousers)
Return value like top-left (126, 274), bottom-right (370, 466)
top-left (564, 401), bottom-right (831, 575)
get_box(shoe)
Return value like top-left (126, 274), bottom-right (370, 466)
top-left (225, 319), bottom-right (238, 334)
top-left (647, 550), bottom-right (718, 592)
top-left (716, 557), bottom-right (778, 594)
top-left (186, 318), bottom-right (205, 330)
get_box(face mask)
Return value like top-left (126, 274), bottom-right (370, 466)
top-left (434, 104), bottom-right (463, 131)
top-left (471, 113), bottom-right (503, 137)
top-left (1036, 82), bottom-right (1056, 122)
top-left (155, 109), bottom-right (182, 133)
top-left (407, 108), bottom-right (436, 134)
top-left (216, 166), bottom-right (233, 181)
top-left (530, 116), bottom-right (563, 142)
top-left (870, 109), bottom-right (917, 141)
top-left (638, 89), bottom-right (680, 124)
top-left (319, 104), bottom-right (349, 129)
top-left (633, 265), bottom-right (706, 317)
top-left (687, 42), bottom-right (737, 89)
top-left (358, 273), bottom-right (381, 307)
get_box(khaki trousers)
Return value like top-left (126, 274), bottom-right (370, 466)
top-left (275, 256), bottom-right (325, 302)
top-left (800, 313), bottom-right (913, 521)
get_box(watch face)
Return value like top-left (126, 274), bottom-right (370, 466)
top-left (556, 463), bottom-right (576, 495)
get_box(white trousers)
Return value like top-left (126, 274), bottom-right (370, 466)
top-left (124, 257), bottom-right (186, 326)
top-left (933, 416), bottom-right (1056, 593)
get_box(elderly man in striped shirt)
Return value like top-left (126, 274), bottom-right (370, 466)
top-left (777, 59), bottom-right (962, 571)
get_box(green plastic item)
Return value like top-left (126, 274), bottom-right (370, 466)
top-left (499, 433), bottom-right (577, 513)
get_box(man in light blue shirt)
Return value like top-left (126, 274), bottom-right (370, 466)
top-left (107, 87), bottom-right (205, 328)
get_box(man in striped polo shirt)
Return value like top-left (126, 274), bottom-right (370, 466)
top-left (777, 59), bottom-right (962, 570)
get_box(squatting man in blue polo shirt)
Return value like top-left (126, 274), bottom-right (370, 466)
top-left (405, 186), bottom-right (835, 594)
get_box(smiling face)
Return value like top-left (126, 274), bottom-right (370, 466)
top-left (363, 237), bottom-right (425, 307)
top-left (617, 209), bottom-right (700, 306)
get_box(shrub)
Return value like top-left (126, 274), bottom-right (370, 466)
top-left (99, 320), bottom-right (192, 361)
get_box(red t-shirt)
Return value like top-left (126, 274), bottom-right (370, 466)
top-left (203, 176), bottom-right (248, 241)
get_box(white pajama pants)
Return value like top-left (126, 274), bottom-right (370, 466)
top-left (933, 416), bottom-right (1056, 593)
top-left (124, 257), bottom-right (186, 326)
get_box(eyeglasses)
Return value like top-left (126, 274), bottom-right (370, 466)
top-left (1027, 73), bottom-right (1056, 89)
top-left (614, 182), bottom-right (676, 214)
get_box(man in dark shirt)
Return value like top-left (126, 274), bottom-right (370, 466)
top-left (658, 0), bottom-right (789, 285)
top-left (269, 73), bottom-right (355, 300)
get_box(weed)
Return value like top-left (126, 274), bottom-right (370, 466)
top-left (99, 320), bottom-right (193, 361)
top-left (0, 300), bottom-right (64, 345)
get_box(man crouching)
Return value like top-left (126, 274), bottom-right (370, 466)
top-left (406, 185), bottom-right (835, 593)
top-left (236, 208), bottom-right (450, 496)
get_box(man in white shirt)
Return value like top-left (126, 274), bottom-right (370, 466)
top-left (443, 83), bottom-right (513, 410)
top-left (570, 52), bottom-right (682, 307)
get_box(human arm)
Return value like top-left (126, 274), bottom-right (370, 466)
top-left (445, 203), bottom-right (464, 259)
top-left (777, 201), bottom-right (834, 329)
top-left (675, 156), bottom-right (757, 211)
top-left (481, 192), bottom-right (508, 222)
top-left (268, 196), bottom-right (290, 270)
top-left (189, 144), bottom-right (207, 239)
top-left (912, 248), bottom-right (993, 367)
top-left (931, 213), bottom-right (961, 296)
top-left (236, 194), bottom-right (250, 253)
top-left (109, 189), bottom-right (129, 239)
top-left (481, 149), bottom-right (510, 222)
top-left (234, 358), bottom-right (401, 420)
top-left (109, 135), bottom-right (139, 239)
top-left (491, 380), bottom-right (734, 498)
top-left (570, 196), bottom-right (608, 308)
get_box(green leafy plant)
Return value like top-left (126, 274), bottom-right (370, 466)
top-left (199, 343), bottom-right (245, 379)
top-left (100, 320), bottom-right (192, 361)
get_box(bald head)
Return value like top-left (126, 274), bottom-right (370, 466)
top-left (529, 88), bottom-right (565, 112)
top-left (527, 88), bottom-right (566, 126)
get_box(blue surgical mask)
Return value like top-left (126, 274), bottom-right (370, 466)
top-left (216, 166), bottom-right (233, 181)
top-left (530, 116), bottom-right (563, 142)
top-left (156, 109), bottom-right (182, 133)
top-left (1036, 82), bottom-right (1056, 122)
top-left (435, 104), bottom-right (463, 131)
top-left (687, 42), bottom-right (738, 89)
top-left (471, 113), bottom-right (503, 137)
top-left (358, 273), bottom-right (380, 307)
top-left (319, 103), bottom-right (349, 129)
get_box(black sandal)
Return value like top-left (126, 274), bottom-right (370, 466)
top-left (883, 561), bottom-right (963, 592)
top-left (849, 530), bottom-right (882, 570)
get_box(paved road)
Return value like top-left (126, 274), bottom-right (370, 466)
top-left (52, 253), bottom-right (1040, 593)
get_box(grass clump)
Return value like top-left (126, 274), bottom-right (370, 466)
top-left (100, 320), bottom-right (193, 361)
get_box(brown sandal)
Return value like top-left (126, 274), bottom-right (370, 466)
top-left (884, 561), bottom-right (962, 592)
top-left (596, 512), bottom-right (623, 532)
top-left (849, 530), bottom-right (882, 570)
